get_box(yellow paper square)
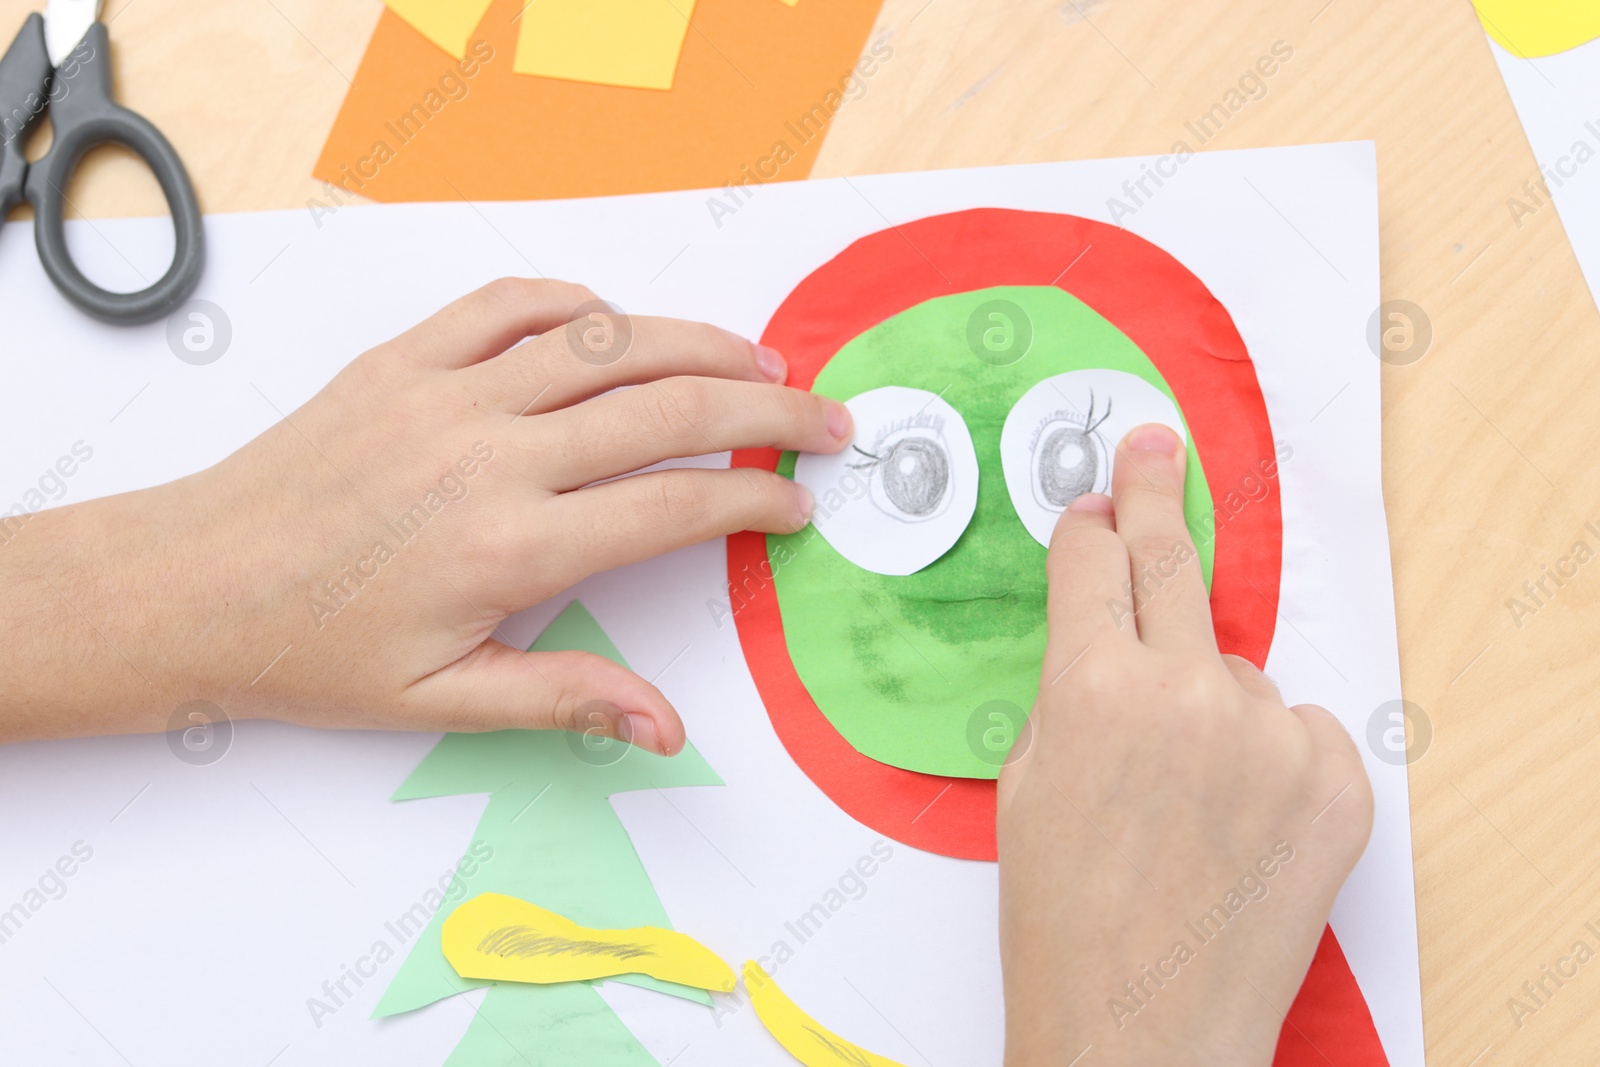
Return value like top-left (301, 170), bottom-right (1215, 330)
top-left (514, 0), bottom-right (698, 91)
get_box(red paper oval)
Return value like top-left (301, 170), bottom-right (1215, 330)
top-left (730, 208), bottom-right (1282, 862)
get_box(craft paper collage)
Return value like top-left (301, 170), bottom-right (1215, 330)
top-left (0, 142), bottom-right (1420, 1064)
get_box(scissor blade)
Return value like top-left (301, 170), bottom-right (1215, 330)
top-left (44, 0), bottom-right (102, 68)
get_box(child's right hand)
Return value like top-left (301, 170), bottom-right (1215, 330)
top-left (997, 424), bottom-right (1375, 1066)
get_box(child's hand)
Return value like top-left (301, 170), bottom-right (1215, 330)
top-left (0, 279), bottom-right (849, 753)
top-left (998, 425), bottom-right (1373, 1066)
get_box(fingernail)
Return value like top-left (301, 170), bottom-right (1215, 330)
top-left (795, 482), bottom-right (815, 522)
top-left (756, 344), bottom-right (787, 383)
top-left (824, 398), bottom-right (853, 441)
top-left (623, 712), bottom-right (663, 755)
top-left (1125, 424), bottom-right (1180, 456)
top-left (1068, 492), bottom-right (1113, 514)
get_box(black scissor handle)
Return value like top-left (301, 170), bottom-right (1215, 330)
top-left (0, 15), bottom-right (50, 219)
top-left (23, 21), bottom-right (204, 325)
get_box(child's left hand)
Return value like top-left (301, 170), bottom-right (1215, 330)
top-left (0, 278), bottom-right (851, 753)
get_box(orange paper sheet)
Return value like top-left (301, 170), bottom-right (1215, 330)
top-left (315, 0), bottom-right (886, 202)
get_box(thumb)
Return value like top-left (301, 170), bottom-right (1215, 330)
top-left (405, 640), bottom-right (686, 756)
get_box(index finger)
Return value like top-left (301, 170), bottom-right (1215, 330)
top-left (475, 316), bottom-right (786, 415)
top-left (1109, 423), bottom-right (1215, 653)
top-left (391, 277), bottom-right (599, 369)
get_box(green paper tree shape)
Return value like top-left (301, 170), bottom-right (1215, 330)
top-left (373, 600), bottom-right (723, 1065)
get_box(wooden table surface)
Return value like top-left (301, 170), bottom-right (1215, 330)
top-left (6, 0), bottom-right (1598, 1062)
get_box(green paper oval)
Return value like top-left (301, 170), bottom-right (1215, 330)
top-left (770, 286), bottom-right (1215, 780)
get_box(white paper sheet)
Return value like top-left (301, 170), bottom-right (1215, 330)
top-left (0, 142), bottom-right (1421, 1066)
top-left (1488, 31), bottom-right (1600, 311)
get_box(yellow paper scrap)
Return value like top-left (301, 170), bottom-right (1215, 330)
top-left (443, 893), bottom-right (736, 992)
top-left (385, 0), bottom-right (800, 84)
top-left (514, 0), bottom-right (698, 91)
top-left (384, 0), bottom-right (495, 59)
top-left (1474, 0), bottom-right (1600, 57)
top-left (744, 961), bottom-right (907, 1067)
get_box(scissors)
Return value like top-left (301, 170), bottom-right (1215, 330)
top-left (0, 0), bottom-right (203, 324)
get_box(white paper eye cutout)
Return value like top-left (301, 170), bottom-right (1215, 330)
top-left (1001, 369), bottom-right (1188, 548)
top-left (793, 386), bottom-right (980, 576)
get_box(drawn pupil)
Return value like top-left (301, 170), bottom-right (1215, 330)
top-left (1038, 426), bottom-right (1098, 506)
top-left (878, 437), bottom-right (949, 516)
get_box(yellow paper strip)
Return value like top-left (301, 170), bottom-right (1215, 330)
top-left (514, 0), bottom-right (698, 91)
top-left (744, 961), bottom-right (907, 1067)
top-left (443, 893), bottom-right (736, 992)
top-left (384, 0), bottom-right (495, 59)
top-left (1473, 0), bottom-right (1600, 58)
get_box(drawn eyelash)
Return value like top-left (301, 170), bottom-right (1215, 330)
top-left (868, 411), bottom-right (946, 454)
top-left (1028, 391), bottom-right (1113, 449)
top-left (847, 444), bottom-right (882, 468)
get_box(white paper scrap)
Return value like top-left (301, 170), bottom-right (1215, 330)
top-left (794, 386), bottom-right (980, 576)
